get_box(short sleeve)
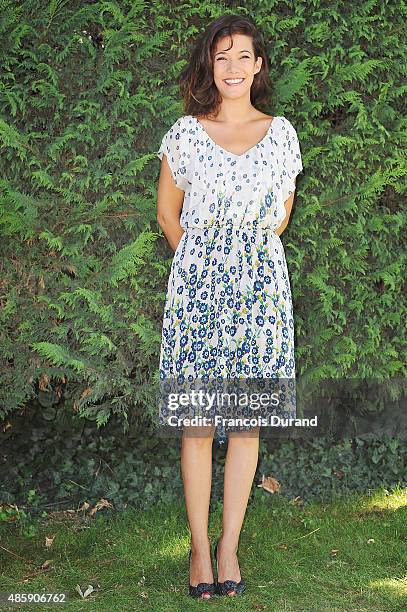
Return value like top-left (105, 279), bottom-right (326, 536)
top-left (280, 117), bottom-right (303, 202)
top-left (157, 116), bottom-right (190, 191)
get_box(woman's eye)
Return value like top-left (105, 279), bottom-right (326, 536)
top-left (216, 56), bottom-right (251, 61)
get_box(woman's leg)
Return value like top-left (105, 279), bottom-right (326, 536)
top-left (181, 425), bottom-right (216, 592)
top-left (217, 428), bottom-right (260, 594)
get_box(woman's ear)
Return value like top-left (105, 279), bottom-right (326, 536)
top-left (254, 56), bottom-right (262, 75)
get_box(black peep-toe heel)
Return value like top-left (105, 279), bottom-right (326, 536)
top-left (188, 548), bottom-right (216, 599)
top-left (214, 537), bottom-right (246, 596)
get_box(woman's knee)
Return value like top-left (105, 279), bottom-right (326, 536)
top-left (228, 427), bottom-right (260, 443)
top-left (182, 425), bottom-right (216, 443)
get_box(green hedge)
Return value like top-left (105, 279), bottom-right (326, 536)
top-left (0, 1), bottom-right (406, 424)
top-left (1, 409), bottom-right (405, 523)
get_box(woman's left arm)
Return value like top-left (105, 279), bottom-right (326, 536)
top-left (275, 185), bottom-right (296, 237)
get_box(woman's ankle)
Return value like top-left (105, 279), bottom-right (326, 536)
top-left (190, 536), bottom-right (210, 552)
top-left (218, 534), bottom-right (239, 553)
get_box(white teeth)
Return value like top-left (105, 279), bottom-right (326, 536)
top-left (224, 78), bottom-right (244, 84)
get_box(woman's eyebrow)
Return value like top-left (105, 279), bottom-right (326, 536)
top-left (215, 49), bottom-right (252, 55)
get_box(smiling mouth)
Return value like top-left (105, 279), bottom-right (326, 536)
top-left (223, 78), bottom-right (245, 86)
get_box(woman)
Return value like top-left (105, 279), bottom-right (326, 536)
top-left (156, 14), bottom-right (303, 599)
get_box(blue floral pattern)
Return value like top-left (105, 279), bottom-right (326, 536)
top-left (157, 115), bottom-right (303, 443)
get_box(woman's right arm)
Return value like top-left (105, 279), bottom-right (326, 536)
top-left (157, 153), bottom-right (185, 252)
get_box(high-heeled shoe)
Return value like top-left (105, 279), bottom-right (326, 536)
top-left (214, 537), bottom-right (246, 596)
top-left (188, 548), bottom-right (216, 599)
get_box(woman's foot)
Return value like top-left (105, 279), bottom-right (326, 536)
top-left (215, 536), bottom-right (242, 596)
top-left (189, 542), bottom-right (215, 599)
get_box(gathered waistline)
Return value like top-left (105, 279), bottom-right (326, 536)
top-left (184, 223), bottom-right (279, 234)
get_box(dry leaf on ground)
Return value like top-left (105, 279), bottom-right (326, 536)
top-left (257, 474), bottom-right (281, 493)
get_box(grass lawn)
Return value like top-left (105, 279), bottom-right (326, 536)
top-left (1, 486), bottom-right (406, 611)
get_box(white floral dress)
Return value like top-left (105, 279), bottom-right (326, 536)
top-left (157, 115), bottom-right (303, 443)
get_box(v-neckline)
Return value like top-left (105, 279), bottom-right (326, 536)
top-left (192, 115), bottom-right (278, 158)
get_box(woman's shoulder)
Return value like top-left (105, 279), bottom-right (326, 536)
top-left (179, 115), bottom-right (198, 132)
top-left (161, 116), bottom-right (197, 140)
top-left (167, 115), bottom-right (195, 128)
top-left (277, 115), bottom-right (299, 135)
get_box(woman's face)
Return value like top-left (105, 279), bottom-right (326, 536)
top-left (212, 33), bottom-right (262, 100)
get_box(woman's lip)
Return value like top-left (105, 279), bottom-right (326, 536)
top-left (223, 78), bottom-right (245, 85)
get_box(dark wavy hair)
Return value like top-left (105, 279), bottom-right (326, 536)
top-left (178, 14), bottom-right (272, 118)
